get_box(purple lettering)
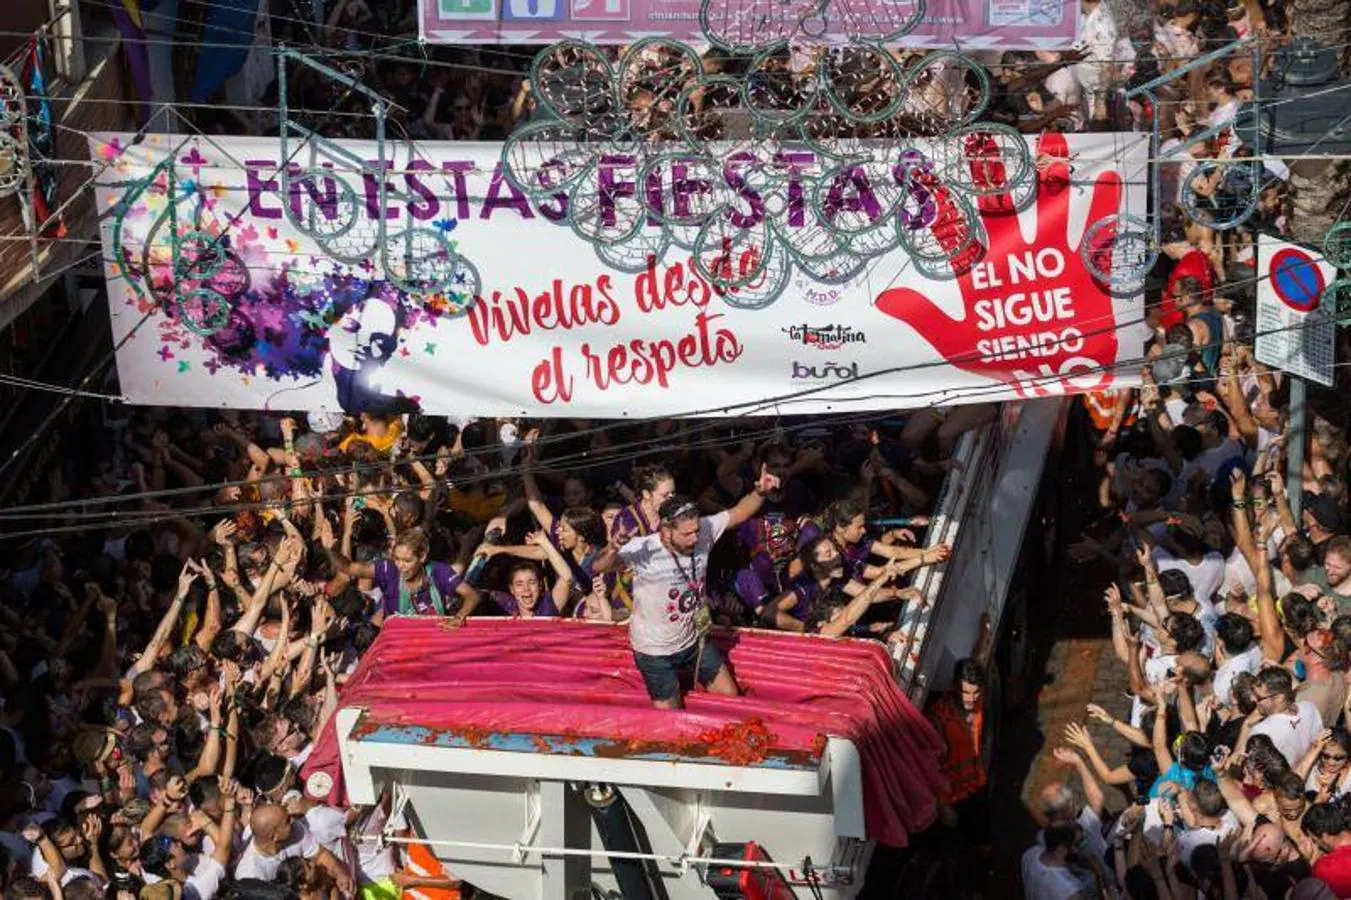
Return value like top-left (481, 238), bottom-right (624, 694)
top-left (597, 155), bottom-right (636, 228)
top-left (644, 164), bottom-right (664, 227)
top-left (481, 163), bottom-right (534, 219)
top-left (287, 163), bottom-right (340, 224)
top-left (537, 191), bottom-right (568, 223)
top-left (722, 153), bottom-right (763, 229)
top-left (824, 166), bottom-right (883, 223)
top-left (360, 160), bottom-right (400, 220)
top-left (776, 151), bottom-right (815, 228)
top-left (245, 159), bottom-right (282, 220)
top-left (440, 162), bottom-right (473, 221)
top-left (405, 159), bottom-right (439, 221)
top-left (672, 160), bottom-right (711, 221)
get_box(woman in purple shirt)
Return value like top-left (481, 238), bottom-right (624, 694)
top-left (484, 531), bottom-right (573, 618)
top-left (333, 527), bottom-right (482, 626)
top-left (769, 534), bottom-right (945, 632)
top-left (793, 498), bottom-right (936, 583)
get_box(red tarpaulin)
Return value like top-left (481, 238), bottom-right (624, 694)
top-left (302, 617), bottom-right (946, 847)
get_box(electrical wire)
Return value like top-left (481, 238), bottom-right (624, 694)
top-left (0, 295), bottom-right (1339, 525)
top-left (0, 340), bottom-right (1332, 540)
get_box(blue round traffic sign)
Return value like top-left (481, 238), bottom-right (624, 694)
top-left (1270, 248), bottom-right (1326, 312)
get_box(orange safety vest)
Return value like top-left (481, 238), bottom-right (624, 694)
top-left (1083, 390), bottom-right (1137, 433)
top-left (401, 842), bottom-right (460, 900)
top-left (929, 692), bottom-right (987, 805)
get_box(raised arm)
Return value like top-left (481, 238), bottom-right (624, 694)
top-left (724, 465), bottom-right (780, 530)
top-left (1152, 690), bottom-right (1175, 775)
top-left (194, 559), bottom-right (222, 653)
top-left (129, 564), bottom-right (194, 677)
top-left (1064, 722), bottom-right (1135, 786)
top-left (1053, 747), bottom-right (1106, 819)
top-left (818, 561), bottom-right (901, 638)
top-left (521, 436), bottom-right (557, 533)
top-left (232, 536), bottom-right (300, 636)
top-left (527, 530), bottom-right (574, 609)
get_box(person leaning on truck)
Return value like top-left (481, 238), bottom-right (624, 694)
top-left (594, 465), bottom-right (780, 709)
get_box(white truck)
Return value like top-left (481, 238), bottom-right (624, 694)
top-left (307, 397), bottom-right (1066, 900)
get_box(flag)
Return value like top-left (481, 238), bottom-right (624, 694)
top-left (20, 38), bottom-right (65, 239)
top-left (107, 0), bottom-right (153, 116)
top-left (190, 0), bottom-right (262, 103)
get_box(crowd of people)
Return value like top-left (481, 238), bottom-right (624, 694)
top-left (1003, 0), bottom-right (1351, 892)
top-left (17, 0), bottom-right (1351, 898)
top-left (0, 397), bottom-right (976, 899)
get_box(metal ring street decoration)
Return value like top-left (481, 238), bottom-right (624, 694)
top-left (1323, 221), bottom-right (1351, 270)
top-left (1079, 213), bottom-right (1159, 296)
top-left (501, 40), bottom-right (1032, 303)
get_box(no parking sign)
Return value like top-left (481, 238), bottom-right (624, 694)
top-left (1256, 239), bottom-right (1337, 386)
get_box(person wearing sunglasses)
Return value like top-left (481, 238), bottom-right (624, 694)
top-left (137, 779), bottom-right (239, 900)
top-left (1247, 666), bottom-right (1324, 768)
top-left (1297, 728), bottom-right (1351, 804)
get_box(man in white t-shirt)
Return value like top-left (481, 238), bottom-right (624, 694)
top-left (1154, 544), bottom-right (1227, 615)
top-left (235, 803), bottom-right (352, 891)
top-left (1247, 667), bottom-right (1324, 766)
top-left (1213, 614), bottom-right (1262, 706)
top-left (138, 779), bottom-right (240, 900)
top-left (596, 467), bottom-right (779, 709)
top-left (1175, 781), bottom-right (1240, 869)
top-left (1022, 822), bottom-right (1099, 899)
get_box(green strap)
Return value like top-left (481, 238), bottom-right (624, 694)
top-left (398, 566), bottom-right (446, 616)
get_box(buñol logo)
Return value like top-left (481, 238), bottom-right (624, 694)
top-left (783, 324), bottom-right (868, 351)
top-left (791, 361), bottom-right (860, 381)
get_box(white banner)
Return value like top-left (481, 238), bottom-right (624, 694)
top-left (92, 132), bottom-right (1147, 418)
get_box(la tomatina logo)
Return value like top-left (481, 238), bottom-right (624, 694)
top-left (783, 324), bottom-right (867, 350)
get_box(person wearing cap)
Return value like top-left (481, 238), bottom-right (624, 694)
top-left (593, 465), bottom-right (780, 709)
top-left (1305, 495), bottom-right (1348, 567)
top-left (137, 779), bottom-right (238, 900)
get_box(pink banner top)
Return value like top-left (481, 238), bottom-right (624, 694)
top-left (419, 0), bottom-right (1078, 50)
top-left (302, 617), bottom-right (946, 846)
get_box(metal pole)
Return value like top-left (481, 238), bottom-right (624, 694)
top-left (350, 832), bottom-right (853, 877)
top-left (1288, 376), bottom-right (1306, 522)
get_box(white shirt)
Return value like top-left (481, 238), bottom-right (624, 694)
top-left (1155, 549), bottom-right (1227, 612)
top-left (1214, 644), bottom-right (1263, 706)
top-left (1021, 844), bottom-right (1095, 900)
top-left (1249, 701), bottom-right (1324, 767)
top-left (234, 820), bottom-right (320, 881)
top-left (305, 804), bottom-right (349, 859)
top-left (184, 854), bottom-right (227, 900)
top-left (618, 510), bottom-right (730, 656)
top-left (1176, 811), bottom-right (1241, 868)
top-left (1222, 546), bottom-right (1257, 600)
top-left (29, 849), bottom-right (97, 888)
top-left (355, 804), bottom-right (399, 884)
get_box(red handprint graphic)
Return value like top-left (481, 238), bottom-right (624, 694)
top-left (876, 132), bottom-right (1125, 398)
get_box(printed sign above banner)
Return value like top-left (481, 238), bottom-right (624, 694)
top-left (419, 0), bottom-right (1078, 49)
top-left (91, 132), bottom-right (1146, 418)
top-left (1256, 238), bottom-right (1337, 387)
